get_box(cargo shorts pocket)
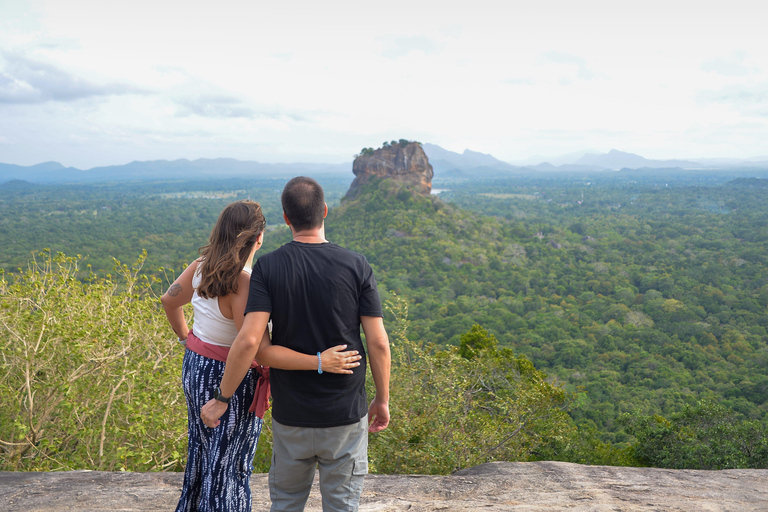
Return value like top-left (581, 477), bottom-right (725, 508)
top-left (341, 457), bottom-right (368, 510)
top-left (352, 458), bottom-right (368, 476)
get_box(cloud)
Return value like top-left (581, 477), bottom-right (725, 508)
top-left (699, 82), bottom-right (768, 118)
top-left (438, 24), bottom-right (463, 38)
top-left (379, 35), bottom-right (442, 59)
top-left (0, 52), bottom-right (143, 104)
top-left (173, 93), bottom-right (309, 122)
top-left (270, 52), bottom-right (294, 62)
top-left (701, 51), bottom-right (749, 77)
top-left (504, 77), bottom-right (535, 86)
top-left (175, 94), bottom-right (259, 119)
top-left (543, 51), bottom-right (597, 81)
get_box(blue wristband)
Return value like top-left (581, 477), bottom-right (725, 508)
top-left (317, 352), bottom-right (323, 374)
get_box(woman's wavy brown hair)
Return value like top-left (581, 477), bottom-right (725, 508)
top-left (196, 200), bottom-right (266, 299)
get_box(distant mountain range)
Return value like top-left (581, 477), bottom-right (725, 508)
top-left (0, 159), bottom-right (350, 184)
top-left (572, 149), bottom-right (701, 170)
top-left (421, 144), bottom-right (514, 170)
top-left (422, 146), bottom-right (768, 175)
top-left (2, 146), bottom-right (768, 184)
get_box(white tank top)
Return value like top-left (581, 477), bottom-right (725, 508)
top-left (191, 265), bottom-right (251, 347)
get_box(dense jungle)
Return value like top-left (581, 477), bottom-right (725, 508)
top-left (1, 169), bottom-right (767, 473)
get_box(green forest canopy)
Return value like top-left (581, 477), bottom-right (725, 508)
top-left (1, 168), bottom-right (767, 470)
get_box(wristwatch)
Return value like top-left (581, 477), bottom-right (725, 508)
top-left (213, 386), bottom-right (231, 404)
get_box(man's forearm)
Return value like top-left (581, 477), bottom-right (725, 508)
top-left (361, 316), bottom-right (391, 401)
top-left (368, 340), bottom-right (391, 401)
top-left (219, 337), bottom-right (259, 396)
top-left (362, 316), bottom-right (391, 432)
top-left (218, 312), bottom-right (269, 396)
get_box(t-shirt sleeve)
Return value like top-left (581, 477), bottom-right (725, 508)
top-left (245, 259), bottom-right (272, 314)
top-left (358, 259), bottom-right (383, 317)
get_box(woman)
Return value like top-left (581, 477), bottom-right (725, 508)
top-left (162, 200), bottom-right (360, 512)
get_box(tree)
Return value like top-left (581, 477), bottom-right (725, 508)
top-left (620, 400), bottom-right (768, 469)
top-left (458, 324), bottom-right (498, 359)
top-left (0, 251), bottom-right (187, 471)
top-left (367, 297), bottom-right (574, 474)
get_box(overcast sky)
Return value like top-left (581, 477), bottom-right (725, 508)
top-left (1, 0), bottom-right (767, 168)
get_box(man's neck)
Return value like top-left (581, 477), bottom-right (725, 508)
top-left (291, 226), bottom-right (327, 244)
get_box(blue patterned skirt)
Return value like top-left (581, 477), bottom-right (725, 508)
top-left (176, 349), bottom-right (263, 512)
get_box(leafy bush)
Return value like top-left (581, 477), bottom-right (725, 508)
top-left (0, 250), bottom-right (187, 471)
top-left (620, 400), bottom-right (768, 469)
top-left (531, 422), bottom-right (639, 467)
top-left (368, 296), bottom-right (574, 474)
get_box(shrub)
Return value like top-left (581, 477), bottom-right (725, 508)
top-left (0, 251), bottom-right (186, 471)
top-left (620, 400), bottom-right (768, 469)
top-left (368, 296), bottom-right (574, 474)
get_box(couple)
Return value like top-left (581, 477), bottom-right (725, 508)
top-left (161, 176), bottom-right (391, 512)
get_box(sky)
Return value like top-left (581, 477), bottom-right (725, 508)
top-left (1, 0), bottom-right (767, 169)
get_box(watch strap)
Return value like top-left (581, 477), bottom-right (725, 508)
top-left (214, 386), bottom-right (231, 404)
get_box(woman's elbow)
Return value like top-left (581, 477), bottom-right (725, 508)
top-left (160, 293), bottom-right (180, 314)
top-left (254, 343), bottom-right (271, 363)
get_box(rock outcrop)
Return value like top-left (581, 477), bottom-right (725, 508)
top-left (4, 461), bottom-right (768, 511)
top-left (346, 142), bottom-right (433, 199)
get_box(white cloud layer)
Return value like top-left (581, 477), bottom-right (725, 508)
top-left (1, 0), bottom-right (767, 168)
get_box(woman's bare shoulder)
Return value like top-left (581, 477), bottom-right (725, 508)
top-left (236, 269), bottom-right (252, 291)
top-left (184, 258), bottom-right (203, 271)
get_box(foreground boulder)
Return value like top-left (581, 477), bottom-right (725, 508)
top-left (2, 461), bottom-right (767, 511)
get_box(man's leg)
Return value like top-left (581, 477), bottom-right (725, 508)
top-left (316, 416), bottom-right (368, 512)
top-left (269, 419), bottom-right (317, 512)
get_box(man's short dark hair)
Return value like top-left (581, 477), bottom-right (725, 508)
top-left (282, 176), bottom-right (325, 231)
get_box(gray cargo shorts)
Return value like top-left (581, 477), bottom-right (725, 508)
top-left (268, 415), bottom-right (368, 512)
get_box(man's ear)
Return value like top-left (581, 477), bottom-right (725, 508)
top-left (323, 203), bottom-right (328, 218)
top-left (283, 212), bottom-right (291, 226)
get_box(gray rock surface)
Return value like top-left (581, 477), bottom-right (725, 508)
top-left (347, 142), bottom-right (433, 199)
top-left (2, 461), bottom-right (767, 511)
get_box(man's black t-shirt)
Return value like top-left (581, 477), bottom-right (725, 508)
top-left (245, 241), bottom-right (383, 427)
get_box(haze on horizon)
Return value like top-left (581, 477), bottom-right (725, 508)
top-left (1, 0), bottom-right (767, 169)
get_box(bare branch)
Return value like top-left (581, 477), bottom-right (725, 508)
top-left (99, 374), bottom-right (126, 463)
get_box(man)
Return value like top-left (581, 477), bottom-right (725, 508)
top-left (201, 176), bottom-right (391, 512)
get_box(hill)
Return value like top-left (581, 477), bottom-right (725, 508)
top-left (0, 159), bottom-right (350, 184)
top-left (575, 149), bottom-right (701, 170)
top-left (422, 143), bottom-right (521, 175)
